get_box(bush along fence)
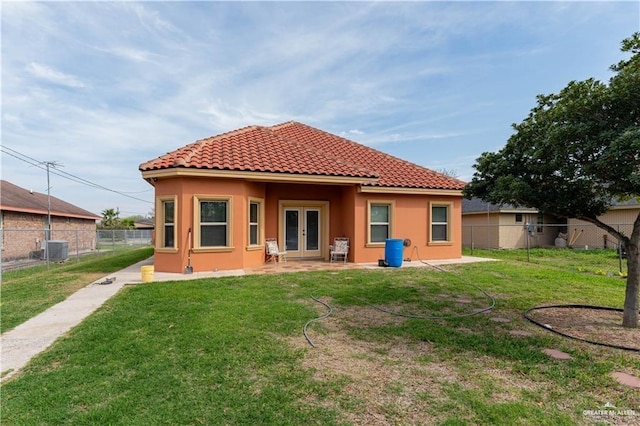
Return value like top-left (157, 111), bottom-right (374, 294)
top-left (1, 228), bottom-right (153, 266)
top-left (463, 222), bottom-right (633, 252)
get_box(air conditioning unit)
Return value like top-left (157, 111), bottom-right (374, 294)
top-left (46, 240), bottom-right (69, 261)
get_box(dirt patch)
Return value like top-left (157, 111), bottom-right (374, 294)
top-left (527, 307), bottom-right (640, 350)
top-left (291, 327), bottom-right (454, 424)
top-left (292, 306), bottom-right (547, 425)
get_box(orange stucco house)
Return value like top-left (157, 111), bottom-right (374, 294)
top-left (139, 121), bottom-right (466, 273)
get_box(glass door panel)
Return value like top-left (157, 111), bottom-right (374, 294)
top-left (285, 209), bottom-right (299, 252)
top-left (305, 209), bottom-right (319, 252)
top-left (282, 205), bottom-right (322, 258)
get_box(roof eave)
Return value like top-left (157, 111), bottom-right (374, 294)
top-left (0, 205), bottom-right (100, 220)
top-left (141, 168), bottom-right (379, 186)
top-left (358, 186), bottom-right (463, 196)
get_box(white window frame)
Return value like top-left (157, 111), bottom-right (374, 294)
top-left (429, 202), bottom-right (453, 244)
top-left (156, 196), bottom-right (177, 252)
top-left (247, 197), bottom-right (264, 249)
top-left (194, 195), bottom-right (233, 252)
top-left (367, 200), bottom-right (395, 246)
top-left (536, 213), bottom-right (544, 233)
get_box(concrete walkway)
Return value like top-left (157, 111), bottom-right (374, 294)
top-left (1, 255), bottom-right (494, 382)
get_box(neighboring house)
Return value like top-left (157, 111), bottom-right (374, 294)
top-left (139, 121), bottom-right (466, 273)
top-left (134, 218), bottom-right (155, 230)
top-left (462, 197), bottom-right (562, 249)
top-left (0, 180), bottom-right (100, 261)
top-left (463, 197), bottom-right (638, 250)
top-left (566, 199), bottom-right (639, 249)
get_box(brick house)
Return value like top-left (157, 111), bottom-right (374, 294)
top-left (0, 180), bottom-right (100, 261)
top-left (139, 121), bottom-right (466, 273)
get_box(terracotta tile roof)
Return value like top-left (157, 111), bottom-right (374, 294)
top-left (139, 125), bottom-right (376, 179)
top-left (272, 122), bottom-right (466, 190)
top-left (0, 180), bottom-right (100, 220)
top-left (140, 121), bottom-right (465, 190)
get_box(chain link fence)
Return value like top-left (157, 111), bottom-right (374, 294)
top-left (463, 223), bottom-right (633, 251)
top-left (1, 228), bottom-right (152, 271)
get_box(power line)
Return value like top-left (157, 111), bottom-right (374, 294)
top-left (1, 145), bottom-right (153, 204)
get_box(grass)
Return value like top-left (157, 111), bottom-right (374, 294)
top-left (0, 246), bottom-right (154, 333)
top-left (464, 247), bottom-right (628, 277)
top-left (2, 248), bottom-right (639, 425)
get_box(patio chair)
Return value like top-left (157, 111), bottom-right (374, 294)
top-left (330, 237), bottom-right (349, 263)
top-left (265, 238), bottom-right (287, 264)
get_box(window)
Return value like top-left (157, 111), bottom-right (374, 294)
top-left (367, 201), bottom-right (394, 244)
top-left (515, 213), bottom-right (523, 223)
top-left (536, 213), bottom-right (544, 233)
top-left (248, 198), bottom-right (263, 246)
top-left (160, 198), bottom-right (176, 249)
top-left (430, 203), bottom-right (451, 243)
top-left (200, 200), bottom-right (228, 247)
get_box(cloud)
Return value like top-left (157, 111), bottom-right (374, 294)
top-left (199, 99), bottom-right (289, 130)
top-left (2, 1), bottom-right (638, 216)
top-left (26, 62), bottom-right (86, 88)
top-left (102, 46), bottom-right (158, 63)
top-left (337, 129), bottom-right (366, 139)
top-left (123, 2), bottom-right (182, 36)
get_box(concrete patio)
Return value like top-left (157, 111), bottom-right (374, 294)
top-left (155, 255), bottom-right (496, 280)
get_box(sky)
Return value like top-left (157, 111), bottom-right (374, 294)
top-left (2, 1), bottom-right (639, 218)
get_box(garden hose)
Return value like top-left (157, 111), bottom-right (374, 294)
top-left (303, 292), bottom-right (333, 348)
top-left (523, 304), bottom-right (639, 352)
top-left (303, 246), bottom-right (497, 347)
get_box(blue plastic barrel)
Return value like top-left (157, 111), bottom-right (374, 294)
top-left (384, 239), bottom-right (403, 267)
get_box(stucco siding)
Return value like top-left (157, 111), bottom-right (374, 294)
top-left (352, 193), bottom-right (462, 264)
top-left (463, 212), bottom-right (561, 249)
top-left (462, 212), bottom-right (499, 249)
top-left (567, 208), bottom-right (638, 249)
top-left (151, 176), bottom-right (463, 272)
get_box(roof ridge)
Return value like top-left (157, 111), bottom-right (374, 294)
top-left (276, 122), bottom-right (465, 187)
top-left (264, 124), bottom-right (378, 178)
top-left (256, 126), bottom-right (379, 178)
top-left (140, 121), bottom-right (467, 190)
top-left (175, 125), bottom-right (260, 167)
top-left (269, 121), bottom-right (297, 131)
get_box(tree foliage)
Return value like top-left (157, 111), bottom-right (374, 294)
top-left (99, 209), bottom-right (147, 229)
top-left (464, 33), bottom-right (640, 327)
top-left (99, 208), bottom-right (121, 229)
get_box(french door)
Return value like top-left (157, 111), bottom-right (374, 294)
top-left (284, 207), bottom-right (321, 258)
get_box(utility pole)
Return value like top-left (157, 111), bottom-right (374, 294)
top-left (42, 161), bottom-right (61, 269)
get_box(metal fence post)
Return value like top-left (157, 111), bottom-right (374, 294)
top-left (618, 224), bottom-right (623, 274)
top-left (526, 225), bottom-right (530, 262)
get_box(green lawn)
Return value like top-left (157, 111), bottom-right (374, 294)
top-left (2, 249), bottom-right (639, 425)
top-left (0, 247), bottom-right (154, 333)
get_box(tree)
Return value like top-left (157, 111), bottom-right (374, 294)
top-left (464, 33), bottom-right (640, 328)
top-left (121, 218), bottom-right (136, 229)
top-left (437, 168), bottom-right (460, 179)
top-left (100, 208), bottom-right (122, 229)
